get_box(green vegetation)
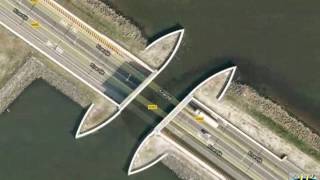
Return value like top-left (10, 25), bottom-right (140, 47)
top-left (225, 94), bottom-right (320, 162)
top-left (250, 109), bottom-right (320, 160)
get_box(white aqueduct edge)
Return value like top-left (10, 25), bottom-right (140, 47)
top-left (0, 0), bottom-right (185, 139)
top-left (128, 67), bottom-right (237, 175)
top-left (75, 29), bottom-right (185, 139)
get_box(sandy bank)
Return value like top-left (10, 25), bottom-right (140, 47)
top-left (227, 83), bottom-right (320, 152)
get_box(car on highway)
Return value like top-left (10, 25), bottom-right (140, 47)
top-left (96, 44), bottom-right (111, 56)
top-left (247, 150), bottom-right (263, 164)
top-left (200, 128), bottom-right (212, 139)
top-left (90, 62), bottom-right (105, 75)
top-left (13, 8), bottom-right (28, 21)
top-left (159, 89), bottom-right (172, 101)
top-left (207, 144), bottom-right (223, 157)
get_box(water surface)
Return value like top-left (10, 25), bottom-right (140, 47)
top-left (0, 80), bottom-right (178, 180)
top-left (110, 0), bottom-right (320, 132)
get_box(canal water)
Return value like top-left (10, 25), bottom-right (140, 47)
top-left (109, 0), bottom-right (320, 132)
top-left (0, 80), bottom-right (178, 180)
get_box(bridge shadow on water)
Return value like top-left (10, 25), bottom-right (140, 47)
top-left (119, 100), bottom-right (161, 173)
top-left (118, 57), bottom-right (238, 171)
top-left (176, 58), bottom-right (236, 100)
top-left (102, 63), bottom-right (144, 104)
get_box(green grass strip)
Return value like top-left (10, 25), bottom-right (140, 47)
top-left (226, 94), bottom-right (320, 162)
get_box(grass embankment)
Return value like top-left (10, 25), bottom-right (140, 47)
top-left (226, 94), bottom-right (320, 162)
top-left (0, 26), bottom-right (34, 88)
top-left (54, 0), bottom-right (146, 52)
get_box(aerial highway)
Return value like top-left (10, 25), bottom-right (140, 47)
top-left (128, 67), bottom-right (306, 179)
top-left (0, 0), bottom-right (153, 104)
top-left (0, 0), bottom-right (189, 139)
top-left (0, 0), bottom-right (183, 110)
top-left (165, 102), bottom-right (303, 179)
top-left (3, 1), bottom-right (305, 179)
top-left (164, 124), bottom-right (251, 180)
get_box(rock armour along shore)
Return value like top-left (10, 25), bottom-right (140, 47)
top-left (5, 0), bottom-right (319, 178)
top-left (55, 0), bottom-right (147, 52)
top-left (162, 152), bottom-right (229, 180)
top-left (227, 83), bottom-right (320, 152)
top-left (0, 58), bottom-right (91, 113)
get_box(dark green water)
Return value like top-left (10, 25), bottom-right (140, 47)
top-left (0, 80), bottom-right (178, 180)
top-left (110, 0), bottom-right (320, 132)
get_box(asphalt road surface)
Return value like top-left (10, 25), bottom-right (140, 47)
top-left (0, 0), bottom-right (151, 103)
top-left (165, 104), bottom-right (303, 180)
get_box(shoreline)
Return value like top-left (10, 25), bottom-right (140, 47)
top-left (54, 0), bottom-right (320, 178)
top-left (238, 78), bottom-right (320, 135)
top-left (0, 54), bottom-right (118, 136)
top-left (224, 82), bottom-right (320, 166)
top-left (227, 82), bottom-right (320, 153)
top-left (54, 0), bottom-right (147, 53)
top-left (0, 58), bottom-right (92, 113)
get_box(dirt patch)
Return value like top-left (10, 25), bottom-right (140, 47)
top-left (139, 32), bottom-right (180, 69)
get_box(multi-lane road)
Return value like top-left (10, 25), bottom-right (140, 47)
top-left (0, 0), bottom-right (152, 104)
top-left (1, 0), bottom-right (191, 139)
top-left (165, 102), bottom-right (303, 180)
top-left (2, 1), bottom-right (305, 179)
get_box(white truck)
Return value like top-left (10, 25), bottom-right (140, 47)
top-left (55, 46), bottom-right (64, 55)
